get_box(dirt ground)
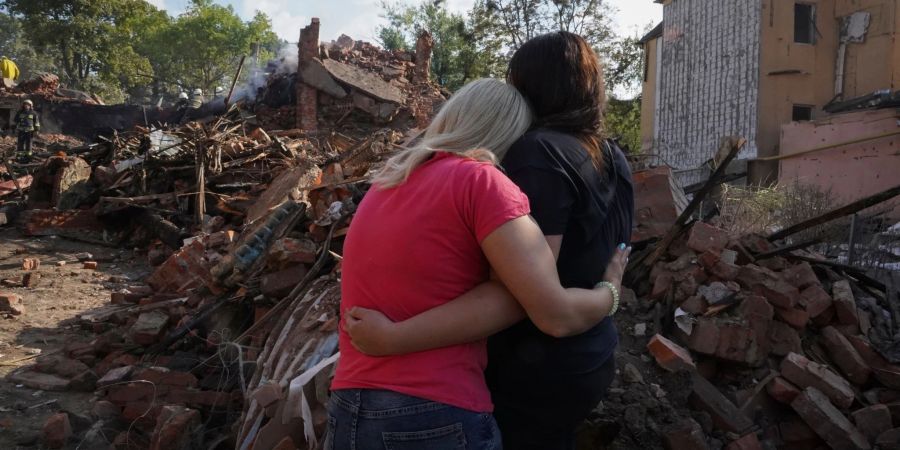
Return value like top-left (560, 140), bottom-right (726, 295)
top-left (0, 228), bottom-right (151, 449)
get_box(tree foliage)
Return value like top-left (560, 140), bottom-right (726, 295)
top-left (605, 96), bottom-right (641, 153)
top-left (3, 0), bottom-right (280, 104)
top-left (378, 0), bottom-right (503, 90)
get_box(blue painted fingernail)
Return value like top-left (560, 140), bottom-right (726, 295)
top-left (618, 243), bottom-right (626, 250)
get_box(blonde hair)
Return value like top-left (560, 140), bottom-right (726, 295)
top-left (373, 78), bottom-right (532, 188)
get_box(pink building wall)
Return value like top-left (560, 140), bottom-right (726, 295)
top-left (778, 108), bottom-right (900, 219)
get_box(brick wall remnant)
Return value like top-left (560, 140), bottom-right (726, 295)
top-left (297, 18), bottom-right (321, 131)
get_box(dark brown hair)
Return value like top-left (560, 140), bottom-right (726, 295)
top-left (507, 31), bottom-right (606, 168)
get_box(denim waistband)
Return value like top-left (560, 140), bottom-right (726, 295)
top-left (331, 389), bottom-right (453, 419)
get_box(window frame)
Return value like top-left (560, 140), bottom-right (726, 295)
top-left (792, 104), bottom-right (814, 122)
top-left (794, 3), bottom-right (817, 45)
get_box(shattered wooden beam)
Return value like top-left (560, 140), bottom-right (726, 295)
top-left (139, 210), bottom-right (188, 249)
top-left (753, 238), bottom-right (821, 261)
top-left (768, 184), bottom-right (900, 241)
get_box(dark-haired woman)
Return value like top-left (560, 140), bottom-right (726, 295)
top-left (346, 32), bottom-right (634, 449)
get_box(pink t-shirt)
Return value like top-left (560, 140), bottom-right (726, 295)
top-left (332, 152), bottom-right (531, 412)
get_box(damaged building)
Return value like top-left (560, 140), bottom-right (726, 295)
top-left (639, 0), bottom-right (900, 197)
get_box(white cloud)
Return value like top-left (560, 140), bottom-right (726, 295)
top-left (146, 0), bottom-right (168, 10)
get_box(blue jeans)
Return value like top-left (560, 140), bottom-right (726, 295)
top-left (326, 389), bottom-right (502, 450)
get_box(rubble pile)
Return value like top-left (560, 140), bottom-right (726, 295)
top-left (0, 20), bottom-right (441, 449)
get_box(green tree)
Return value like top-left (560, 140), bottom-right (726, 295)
top-left (4, 0), bottom-right (161, 101)
top-left (143, 0), bottom-right (279, 95)
top-left (605, 96), bottom-right (641, 153)
top-left (380, 0), bottom-right (501, 90)
top-left (0, 10), bottom-right (59, 80)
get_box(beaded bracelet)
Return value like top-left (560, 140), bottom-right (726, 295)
top-left (595, 281), bottom-right (620, 316)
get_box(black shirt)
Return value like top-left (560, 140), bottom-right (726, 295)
top-left (487, 128), bottom-right (634, 392)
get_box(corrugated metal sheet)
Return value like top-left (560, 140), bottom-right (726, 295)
top-left (655, 0), bottom-right (761, 187)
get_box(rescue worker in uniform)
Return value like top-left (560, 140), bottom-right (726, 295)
top-left (14, 100), bottom-right (40, 163)
top-left (189, 88), bottom-right (204, 109)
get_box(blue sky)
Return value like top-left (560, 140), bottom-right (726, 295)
top-left (148, 0), bottom-right (662, 43)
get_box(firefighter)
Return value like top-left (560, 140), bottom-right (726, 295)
top-left (13, 99), bottom-right (40, 163)
top-left (0, 56), bottom-right (20, 82)
top-left (214, 86), bottom-right (225, 99)
top-left (189, 88), bottom-right (204, 109)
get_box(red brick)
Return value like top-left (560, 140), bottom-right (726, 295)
top-left (774, 306), bottom-right (809, 329)
top-left (832, 280), bottom-right (860, 330)
top-left (852, 404), bottom-right (892, 443)
top-left (41, 413), bottom-right (72, 449)
top-left (782, 263), bottom-right (820, 290)
top-left (709, 259), bottom-right (740, 282)
top-left (768, 321), bottom-right (801, 356)
top-left (651, 271), bottom-right (675, 301)
top-left (91, 400), bottom-right (121, 420)
top-left (758, 256), bottom-right (788, 271)
top-left (121, 401), bottom-right (161, 429)
top-left (698, 250), bottom-right (721, 270)
top-left (251, 382), bottom-right (283, 409)
top-left (791, 387), bottom-right (870, 450)
top-left (680, 295), bottom-right (708, 315)
top-left (688, 318), bottom-right (720, 355)
top-left (739, 295), bottom-right (774, 321)
top-left (22, 272), bottom-right (41, 288)
top-left (690, 373), bottom-right (754, 434)
top-left (725, 433), bottom-right (762, 450)
top-left (778, 416), bottom-right (818, 443)
top-left (0, 292), bottom-right (25, 315)
top-left (767, 376), bottom-right (802, 404)
top-left (740, 234), bottom-right (774, 254)
top-left (267, 237), bottom-right (318, 266)
top-left (145, 240), bottom-right (215, 293)
top-left (149, 405), bottom-right (200, 450)
top-left (876, 428), bottom-right (900, 448)
top-left (83, 261), bottom-right (98, 270)
top-left (260, 264), bottom-right (308, 298)
top-left (133, 367), bottom-right (198, 388)
top-left (845, 335), bottom-right (900, 390)
top-left (675, 275), bottom-right (700, 302)
top-left (821, 327), bottom-right (871, 385)
top-left (715, 322), bottom-right (766, 365)
top-left (130, 310), bottom-right (170, 345)
top-left (687, 222), bottom-right (730, 254)
top-left (800, 285), bottom-right (832, 318)
top-left (647, 334), bottom-right (695, 372)
top-left (736, 264), bottom-right (776, 290)
top-left (753, 280), bottom-right (799, 309)
top-left (664, 419), bottom-right (709, 450)
top-left (781, 352), bottom-right (855, 409)
top-left (22, 257), bottom-right (40, 270)
top-left (106, 382), bottom-right (157, 404)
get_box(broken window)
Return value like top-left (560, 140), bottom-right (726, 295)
top-left (792, 105), bottom-right (813, 121)
top-left (794, 3), bottom-right (816, 44)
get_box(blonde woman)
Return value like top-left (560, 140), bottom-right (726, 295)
top-left (327, 78), bottom-right (629, 449)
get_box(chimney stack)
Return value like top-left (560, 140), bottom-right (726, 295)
top-left (296, 18), bottom-right (320, 131)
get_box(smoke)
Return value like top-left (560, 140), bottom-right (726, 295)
top-left (229, 44), bottom-right (298, 103)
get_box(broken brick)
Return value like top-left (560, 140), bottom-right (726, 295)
top-left (799, 284), bottom-right (832, 318)
top-left (251, 382), bottom-right (284, 409)
top-left (41, 413), bottom-right (72, 449)
top-left (725, 433), bottom-right (762, 450)
top-left (22, 257), bottom-right (40, 270)
top-left (97, 365), bottom-right (133, 387)
top-left (736, 264), bottom-right (776, 291)
top-left (791, 387), bottom-right (870, 450)
top-left (821, 327), bottom-right (871, 385)
top-left (130, 310), bottom-right (170, 345)
top-left (767, 376), bottom-right (801, 404)
top-left (687, 222), bottom-right (730, 254)
top-left (149, 405), bottom-right (201, 450)
top-left (768, 321), bottom-right (801, 357)
top-left (664, 419), bottom-right (709, 450)
top-left (680, 295), bottom-right (708, 315)
top-left (0, 292), bottom-right (25, 315)
top-left (774, 306), bottom-right (809, 329)
top-left (91, 400), bottom-right (121, 420)
top-left (650, 271), bottom-right (675, 301)
top-left (267, 237), bottom-right (318, 266)
top-left (83, 261), bottom-right (98, 270)
top-left (852, 404), bottom-right (892, 443)
top-left (688, 318), bottom-right (720, 355)
top-left (845, 335), bottom-right (900, 390)
top-left (780, 352), bottom-right (855, 409)
top-left (647, 334), bottom-right (695, 372)
top-left (133, 367), bottom-right (198, 388)
top-left (690, 373), bottom-right (754, 434)
top-left (739, 295), bottom-right (774, 321)
top-left (260, 264), bottom-right (308, 298)
top-left (7, 370), bottom-right (70, 391)
top-left (715, 322), bottom-right (765, 365)
top-left (832, 280), bottom-right (860, 329)
top-left (753, 280), bottom-right (799, 309)
top-left (782, 262), bottom-right (820, 290)
top-left (22, 272), bottom-right (41, 288)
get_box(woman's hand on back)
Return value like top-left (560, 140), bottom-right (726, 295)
top-left (602, 244), bottom-right (631, 293)
top-left (343, 307), bottom-right (400, 356)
